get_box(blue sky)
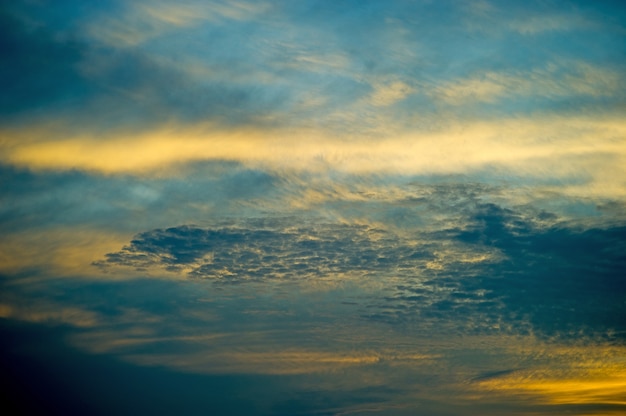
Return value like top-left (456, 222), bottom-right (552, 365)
top-left (1, 0), bottom-right (626, 414)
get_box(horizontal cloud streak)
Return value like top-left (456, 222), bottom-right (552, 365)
top-left (429, 61), bottom-right (623, 104)
top-left (2, 116), bottom-right (624, 200)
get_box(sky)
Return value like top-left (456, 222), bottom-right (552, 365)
top-left (1, 0), bottom-right (625, 414)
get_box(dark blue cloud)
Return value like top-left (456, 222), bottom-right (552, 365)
top-left (0, 5), bottom-right (94, 121)
top-left (0, 1), bottom-right (287, 127)
top-left (0, 320), bottom-right (285, 416)
top-left (94, 221), bottom-right (427, 280)
top-left (382, 201), bottom-right (626, 340)
top-left (95, 197), bottom-right (626, 342)
top-left (456, 204), bottom-right (626, 340)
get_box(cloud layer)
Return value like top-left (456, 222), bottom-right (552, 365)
top-left (95, 201), bottom-right (626, 342)
top-left (2, 0), bottom-right (625, 414)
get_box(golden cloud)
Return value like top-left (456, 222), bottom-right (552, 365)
top-left (2, 115), bottom-right (624, 198)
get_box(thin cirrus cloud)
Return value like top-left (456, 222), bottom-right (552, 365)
top-left (2, 0), bottom-right (623, 127)
top-left (428, 61), bottom-right (623, 104)
top-left (83, 0), bottom-right (270, 47)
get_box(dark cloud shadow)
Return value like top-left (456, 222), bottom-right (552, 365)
top-left (94, 222), bottom-right (427, 281)
top-left (0, 1), bottom-right (289, 128)
top-left (95, 197), bottom-right (626, 342)
top-left (0, 319), bottom-right (288, 415)
top-left (0, 6), bottom-right (94, 120)
top-left (453, 203), bottom-right (626, 340)
top-left (0, 162), bottom-right (282, 234)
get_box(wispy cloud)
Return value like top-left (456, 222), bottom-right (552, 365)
top-left (463, 1), bottom-right (611, 36)
top-left (367, 80), bottom-right (416, 106)
top-left (85, 0), bottom-right (270, 47)
top-left (429, 61), bottom-right (623, 104)
top-left (509, 14), bottom-right (596, 35)
top-left (3, 114), bottom-right (624, 202)
top-left (474, 344), bottom-right (626, 407)
top-left (0, 301), bottom-right (101, 328)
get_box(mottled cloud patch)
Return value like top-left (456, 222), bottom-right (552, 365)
top-left (371, 201), bottom-right (626, 339)
top-left (94, 198), bottom-right (626, 342)
top-left (94, 222), bottom-right (443, 280)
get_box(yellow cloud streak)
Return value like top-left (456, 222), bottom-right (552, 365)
top-left (2, 115), bottom-right (625, 194)
top-left (479, 371), bottom-right (626, 406)
top-left (0, 303), bottom-right (101, 328)
top-left (118, 348), bottom-right (441, 375)
top-left (0, 227), bottom-right (131, 279)
top-left (475, 344), bottom-right (626, 407)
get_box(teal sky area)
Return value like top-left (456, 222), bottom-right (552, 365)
top-left (1, 1), bottom-right (626, 414)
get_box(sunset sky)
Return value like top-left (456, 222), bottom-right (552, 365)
top-left (1, 0), bottom-right (626, 414)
